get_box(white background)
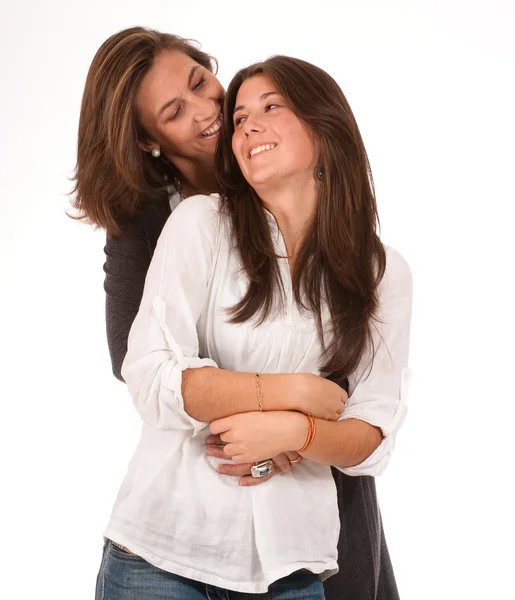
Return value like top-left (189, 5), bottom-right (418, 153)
top-left (1, 1), bottom-right (514, 598)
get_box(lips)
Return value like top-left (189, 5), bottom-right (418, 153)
top-left (199, 114), bottom-right (222, 137)
top-left (248, 142), bottom-right (277, 158)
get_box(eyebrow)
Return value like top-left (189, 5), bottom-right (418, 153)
top-left (233, 91), bottom-right (279, 116)
top-left (157, 65), bottom-right (200, 118)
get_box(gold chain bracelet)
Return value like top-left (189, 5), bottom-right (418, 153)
top-left (254, 373), bottom-right (264, 412)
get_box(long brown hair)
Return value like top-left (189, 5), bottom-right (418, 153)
top-left (215, 56), bottom-right (386, 381)
top-left (70, 27), bottom-right (216, 237)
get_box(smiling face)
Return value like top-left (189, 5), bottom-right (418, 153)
top-left (231, 74), bottom-right (318, 190)
top-left (136, 49), bottom-right (224, 163)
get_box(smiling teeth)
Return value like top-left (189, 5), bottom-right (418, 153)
top-left (250, 143), bottom-right (276, 157)
top-left (200, 117), bottom-right (222, 136)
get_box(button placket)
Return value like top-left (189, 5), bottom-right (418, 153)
top-left (274, 226), bottom-right (294, 326)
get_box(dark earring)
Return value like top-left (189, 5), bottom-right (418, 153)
top-left (314, 165), bottom-right (324, 183)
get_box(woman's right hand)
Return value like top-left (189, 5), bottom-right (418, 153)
top-left (293, 374), bottom-right (348, 421)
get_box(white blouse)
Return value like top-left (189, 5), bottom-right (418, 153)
top-left (104, 193), bottom-right (412, 593)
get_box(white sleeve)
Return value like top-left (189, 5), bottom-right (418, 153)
top-left (338, 246), bottom-right (413, 476)
top-left (121, 194), bottom-right (221, 435)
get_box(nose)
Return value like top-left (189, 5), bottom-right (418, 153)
top-left (190, 94), bottom-right (219, 123)
top-left (243, 114), bottom-right (265, 136)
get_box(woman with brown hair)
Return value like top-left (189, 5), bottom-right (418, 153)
top-left (73, 27), bottom-right (407, 600)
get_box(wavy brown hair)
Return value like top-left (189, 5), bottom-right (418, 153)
top-left (215, 56), bottom-right (386, 381)
top-left (70, 27), bottom-right (216, 237)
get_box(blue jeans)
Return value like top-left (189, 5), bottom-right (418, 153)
top-left (96, 540), bottom-right (325, 599)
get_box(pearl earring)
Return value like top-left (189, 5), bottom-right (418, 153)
top-left (314, 165), bottom-right (324, 183)
top-left (151, 148), bottom-right (161, 158)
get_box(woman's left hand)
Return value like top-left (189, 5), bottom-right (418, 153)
top-left (209, 411), bottom-right (307, 464)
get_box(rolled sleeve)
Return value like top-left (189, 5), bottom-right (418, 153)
top-left (121, 194), bottom-right (221, 435)
top-left (338, 246), bottom-right (413, 476)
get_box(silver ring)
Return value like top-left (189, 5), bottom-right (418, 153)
top-left (250, 459), bottom-right (274, 478)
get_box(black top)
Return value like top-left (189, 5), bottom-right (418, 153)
top-left (103, 195), bottom-right (400, 600)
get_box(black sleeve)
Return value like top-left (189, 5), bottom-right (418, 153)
top-left (104, 221), bottom-right (151, 381)
top-left (103, 198), bottom-right (171, 381)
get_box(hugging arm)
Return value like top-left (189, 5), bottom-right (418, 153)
top-left (104, 217), bottom-right (153, 382)
top-left (211, 247), bottom-right (412, 476)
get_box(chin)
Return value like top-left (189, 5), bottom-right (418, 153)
top-left (246, 169), bottom-right (277, 188)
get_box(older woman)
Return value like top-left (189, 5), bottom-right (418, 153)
top-left (73, 27), bottom-right (406, 600)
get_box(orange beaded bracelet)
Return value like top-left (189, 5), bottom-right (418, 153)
top-left (298, 414), bottom-right (316, 453)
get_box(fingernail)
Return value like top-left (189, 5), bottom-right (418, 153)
top-left (239, 480), bottom-right (248, 486)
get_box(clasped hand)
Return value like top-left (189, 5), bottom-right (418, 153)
top-left (205, 377), bottom-right (348, 486)
top-left (209, 410), bottom-right (307, 464)
top-left (206, 411), bottom-right (305, 486)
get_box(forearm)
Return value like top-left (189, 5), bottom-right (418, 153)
top-left (182, 367), bottom-right (303, 422)
top-left (288, 414), bottom-right (383, 469)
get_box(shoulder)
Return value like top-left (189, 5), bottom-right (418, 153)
top-left (376, 245), bottom-right (413, 311)
top-left (167, 193), bottom-right (222, 226)
top-left (383, 245), bottom-right (412, 287)
top-left (107, 194), bottom-right (171, 245)
top-left (158, 193), bottom-right (224, 249)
